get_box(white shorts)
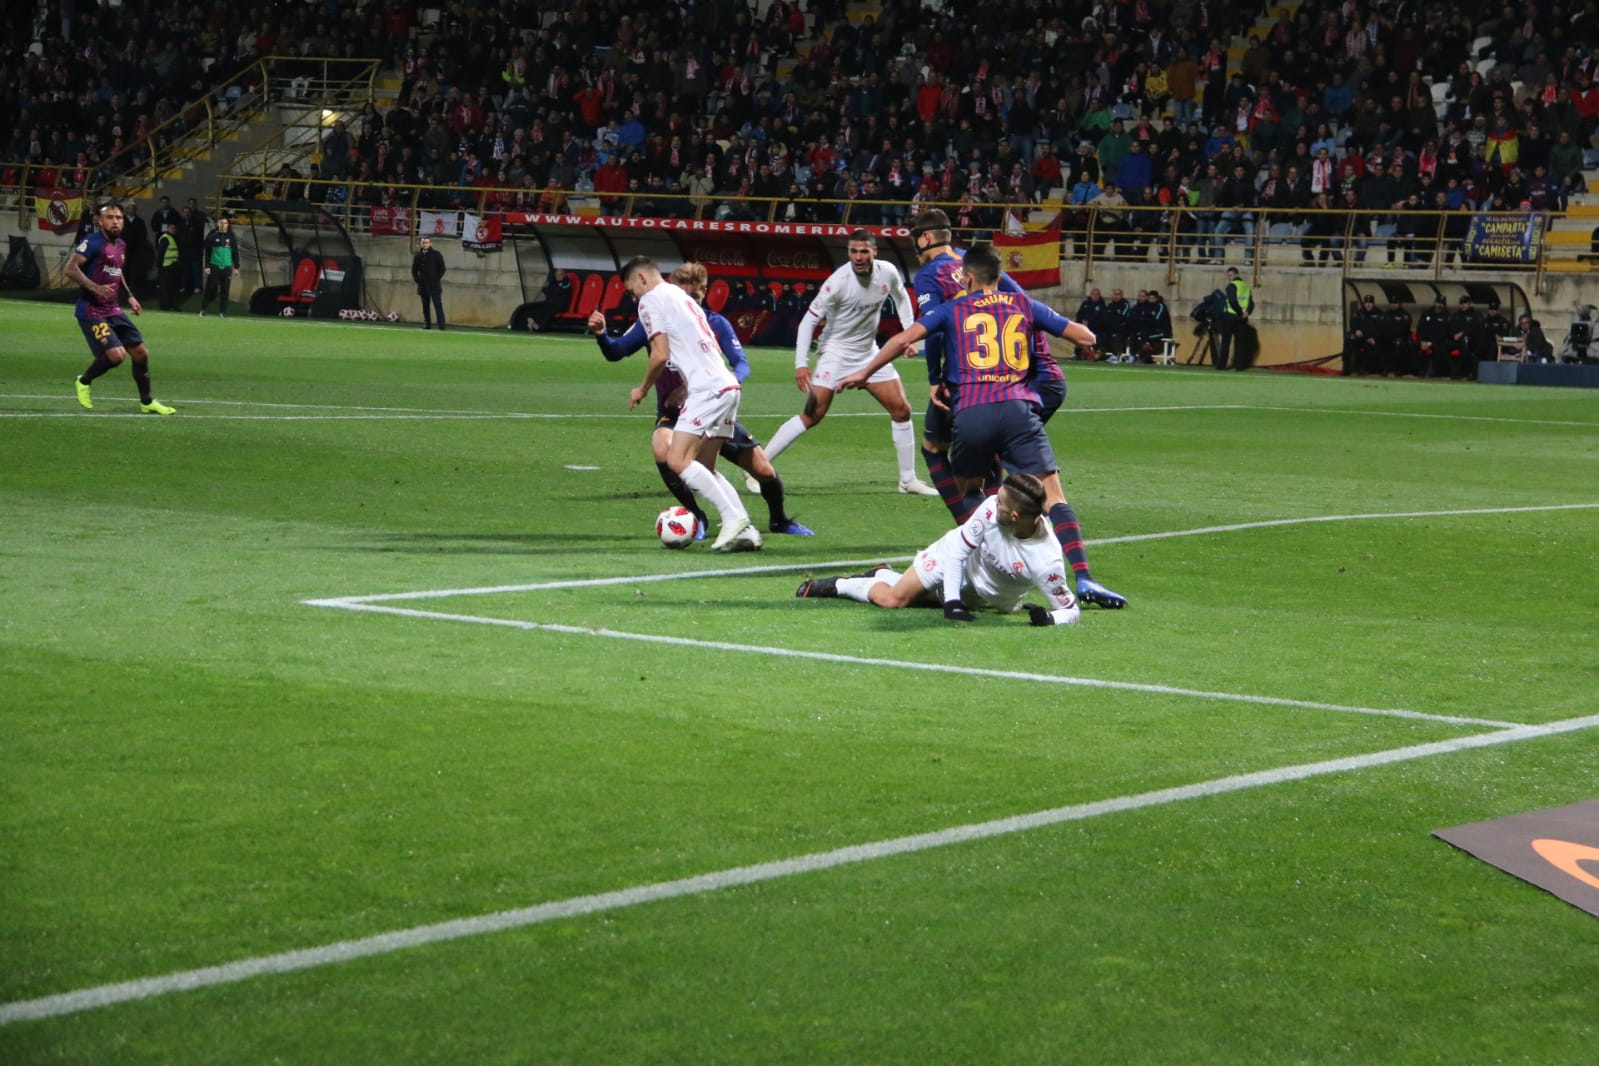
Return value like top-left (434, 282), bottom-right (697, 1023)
top-left (910, 527), bottom-right (963, 596)
top-left (673, 385), bottom-right (740, 439)
top-left (812, 346), bottom-right (901, 391)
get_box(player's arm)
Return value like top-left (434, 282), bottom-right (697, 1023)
top-left (887, 270), bottom-right (919, 358)
top-left (63, 249), bottom-right (112, 299)
top-left (836, 320), bottom-right (929, 391)
top-left (1030, 297), bottom-right (1095, 348)
top-left (913, 281), bottom-right (947, 384)
top-left (120, 273), bottom-right (142, 315)
top-left (793, 303), bottom-right (825, 392)
top-left (629, 331), bottom-right (670, 409)
top-left (708, 312), bottom-right (750, 382)
top-left (940, 511), bottom-right (987, 622)
top-left (1022, 558), bottom-right (1082, 627)
top-left (592, 317), bottom-right (647, 361)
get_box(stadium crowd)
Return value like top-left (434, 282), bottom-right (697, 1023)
top-left (4, 0), bottom-right (1598, 239)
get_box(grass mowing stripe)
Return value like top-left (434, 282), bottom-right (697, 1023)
top-left (6, 711), bottom-right (1594, 1028)
top-left (304, 502), bottom-right (1599, 604)
top-left (304, 602), bottom-right (1519, 729)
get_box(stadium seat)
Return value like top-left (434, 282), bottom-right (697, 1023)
top-left (600, 273), bottom-right (625, 312)
top-left (768, 281), bottom-right (784, 304)
top-left (573, 273), bottom-right (605, 318)
top-left (278, 257), bottom-right (322, 303)
top-left (706, 278), bottom-right (730, 313)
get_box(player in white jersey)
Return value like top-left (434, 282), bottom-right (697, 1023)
top-left (623, 256), bottom-right (761, 552)
top-left (752, 229), bottom-right (939, 496)
top-left (794, 473), bottom-right (1080, 626)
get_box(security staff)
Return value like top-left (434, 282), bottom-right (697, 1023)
top-left (1416, 295), bottom-right (1452, 378)
top-left (1381, 299), bottom-right (1415, 376)
top-left (1214, 266), bottom-right (1254, 370)
top-left (156, 222), bottom-right (181, 311)
top-left (1344, 294), bottom-right (1384, 375)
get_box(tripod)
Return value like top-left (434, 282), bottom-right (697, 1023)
top-left (1185, 326), bottom-right (1218, 366)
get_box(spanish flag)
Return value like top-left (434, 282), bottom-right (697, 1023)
top-left (36, 187), bottom-right (84, 234)
top-left (993, 232), bottom-right (1060, 290)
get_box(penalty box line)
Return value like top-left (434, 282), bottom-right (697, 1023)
top-left (4, 711), bottom-right (1595, 1027)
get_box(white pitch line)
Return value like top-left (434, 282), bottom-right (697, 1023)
top-left (303, 503), bottom-right (1599, 606)
top-left (1250, 404), bottom-right (1599, 430)
top-left (308, 601), bottom-right (1517, 730)
top-left (1101, 502), bottom-right (1599, 545)
top-left (5, 711), bottom-right (1594, 1027)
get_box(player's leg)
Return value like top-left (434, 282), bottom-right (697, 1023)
top-left (218, 272), bottom-right (232, 316)
top-left (652, 421), bottom-right (706, 536)
top-left (74, 319), bottom-right (126, 409)
top-left (122, 331), bottom-right (175, 414)
top-left (995, 403), bottom-right (1122, 607)
top-left (672, 392), bottom-right (758, 551)
top-left (920, 398), bottom-right (967, 521)
top-left (946, 405), bottom-right (1006, 520)
top-left (763, 386), bottom-right (832, 461)
top-left (725, 429), bottom-right (812, 535)
top-left (199, 270), bottom-right (216, 315)
top-left (863, 371), bottom-right (936, 494)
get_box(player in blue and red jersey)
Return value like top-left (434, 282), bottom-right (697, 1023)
top-left (587, 261), bottom-right (812, 538)
top-left (908, 209), bottom-right (1070, 516)
top-left (66, 202), bottom-right (176, 415)
top-left (842, 241), bottom-right (1127, 608)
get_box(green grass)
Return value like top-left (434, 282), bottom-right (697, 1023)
top-left (2, 298), bottom-right (1597, 1063)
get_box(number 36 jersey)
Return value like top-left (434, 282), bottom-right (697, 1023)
top-left (914, 288), bottom-right (1074, 412)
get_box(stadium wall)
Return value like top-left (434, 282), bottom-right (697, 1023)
top-left (2, 212), bottom-right (1589, 368)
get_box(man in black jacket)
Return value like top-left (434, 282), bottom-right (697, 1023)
top-left (411, 236), bottom-right (447, 330)
top-left (1445, 295), bottom-right (1488, 380)
top-left (1344, 294), bottom-right (1383, 376)
top-left (1416, 296), bottom-right (1452, 378)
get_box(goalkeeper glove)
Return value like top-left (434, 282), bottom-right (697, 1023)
top-left (943, 601), bottom-right (975, 622)
top-left (1025, 604), bottom-right (1052, 627)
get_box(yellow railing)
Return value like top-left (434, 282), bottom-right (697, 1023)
top-left (207, 173), bottom-right (1593, 291)
top-left (1, 56), bottom-right (382, 219)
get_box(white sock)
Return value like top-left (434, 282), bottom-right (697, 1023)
top-left (836, 576), bottom-right (881, 603)
top-left (712, 469), bottom-right (739, 499)
top-left (680, 461), bottom-right (748, 524)
top-left (764, 415), bottom-right (808, 461)
top-left (891, 418), bottom-right (917, 482)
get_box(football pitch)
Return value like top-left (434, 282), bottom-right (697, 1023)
top-left (2, 297), bottom-right (1597, 1063)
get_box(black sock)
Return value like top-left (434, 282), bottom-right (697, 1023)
top-left (131, 361), bottom-right (153, 404)
top-left (79, 354), bottom-right (115, 385)
top-left (1048, 502), bottom-right (1092, 580)
top-left (757, 472), bottom-right (789, 527)
top-left (656, 461), bottom-right (705, 524)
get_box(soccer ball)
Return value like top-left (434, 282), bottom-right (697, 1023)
top-left (281, 307), bottom-right (295, 318)
top-left (386, 311), bottom-right (399, 322)
top-left (655, 506), bottom-right (699, 548)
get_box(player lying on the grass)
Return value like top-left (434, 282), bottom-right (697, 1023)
top-left (589, 262), bottom-right (813, 538)
top-left (622, 255), bottom-right (761, 552)
top-left (795, 472), bottom-right (1080, 626)
top-left (752, 228), bottom-right (939, 497)
top-left (838, 242), bottom-right (1127, 610)
top-left (67, 202), bottom-right (176, 416)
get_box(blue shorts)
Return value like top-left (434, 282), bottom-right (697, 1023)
top-left (949, 399), bottom-right (1057, 479)
top-left (1034, 376), bottom-right (1066, 423)
top-left (78, 314), bottom-right (143, 358)
top-left (923, 394), bottom-right (954, 447)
